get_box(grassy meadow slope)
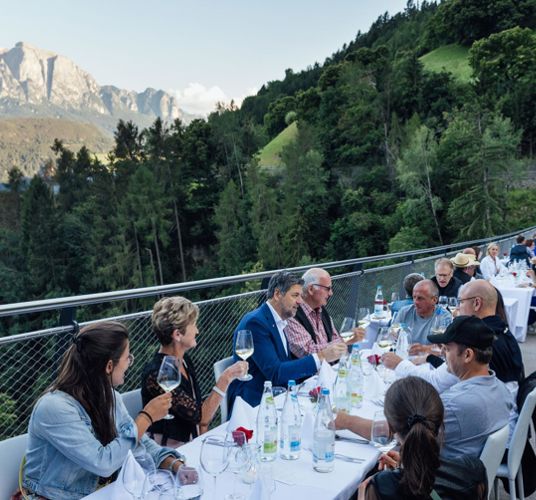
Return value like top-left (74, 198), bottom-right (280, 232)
top-left (420, 44), bottom-right (472, 82)
top-left (257, 121), bottom-right (298, 169)
top-left (0, 118), bottom-right (113, 181)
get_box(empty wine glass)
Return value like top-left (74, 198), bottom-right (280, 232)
top-left (438, 296), bottom-right (448, 309)
top-left (142, 469), bottom-right (176, 499)
top-left (176, 466), bottom-right (203, 500)
top-left (430, 308), bottom-right (453, 336)
top-left (371, 410), bottom-right (396, 452)
top-left (157, 355), bottom-right (181, 420)
top-left (339, 317), bottom-right (356, 342)
top-left (200, 436), bottom-right (230, 500)
top-left (390, 292), bottom-right (399, 303)
top-left (235, 330), bottom-right (254, 381)
top-left (224, 431), bottom-right (248, 500)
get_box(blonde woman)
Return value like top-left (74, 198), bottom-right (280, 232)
top-left (480, 242), bottom-right (507, 280)
top-left (141, 296), bottom-right (247, 447)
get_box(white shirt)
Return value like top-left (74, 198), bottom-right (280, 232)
top-left (480, 255), bottom-right (507, 280)
top-left (266, 301), bottom-right (321, 369)
top-left (394, 359), bottom-right (459, 393)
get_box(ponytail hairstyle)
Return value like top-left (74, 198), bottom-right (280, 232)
top-left (383, 377), bottom-right (444, 499)
top-left (49, 321), bottom-right (129, 446)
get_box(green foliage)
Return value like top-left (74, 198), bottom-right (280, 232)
top-left (263, 96), bottom-right (297, 138)
top-left (420, 44), bottom-right (472, 82)
top-left (257, 122), bottom-right (298, 169)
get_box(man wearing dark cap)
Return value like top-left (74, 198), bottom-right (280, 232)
top-left (336, 315), bottom-right (515, 459)
top-left (428, 315), bottom-right (515, 459)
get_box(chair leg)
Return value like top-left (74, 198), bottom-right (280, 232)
top-left (509, 478), bottom-right (516, 500)
top-left (518, 469), bottom-right (525, 500)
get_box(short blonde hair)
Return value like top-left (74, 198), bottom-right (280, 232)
top-left (151, 296), bottom-right (199, 346)
top-left (486, 242), bottom-right (499, 254)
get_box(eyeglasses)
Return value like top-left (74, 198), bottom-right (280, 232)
top-left (127, 353), bottom-right (135, 366)
top-left (458, 296), bottom-right (480, 304)
top-left (314, 284), bottom-right (333, 292)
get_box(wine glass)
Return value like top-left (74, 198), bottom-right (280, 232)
top-left (377, 327), bottom-right (395, 351)
top-left (448, 297), bottom-right (458, 312)
top-left (339, 317), bottom-right (356, 342)
top-left (371, 410), bottom-right (396, 452)
top-left (430, 309), bottom-right (452, 336)
top-left (157, 355), bottom-right (181, 420)
top-left (235, 330), bottom-right (254, 381)
top-left (357, 307), bottom-right (370, 329)
top-left (200, 436), bottom-right (230, 500)
top-left (390, 292), bottom-right (399, 303)
top-left (176, 466), bottom-right (203, 500)
top-left (224, 431), bottom-right (248, 500)
top-left (271, 386), bottom-right (286, 411)
top-left (142, 469), bottom-right (176, 499)
top-left (438, 296), bottom-right (448, 309)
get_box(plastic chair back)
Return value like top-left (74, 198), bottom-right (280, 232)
top-left (213, 356), bottom-right (234, 423)
top-left (0, 433), bottom-right (28, 499)
top-left (480, 423), bottom-right (509, 499)
top-left (121, 388), bottom-right (143, 420)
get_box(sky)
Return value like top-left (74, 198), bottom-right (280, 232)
top-left (1, 0), bottom-right (409, 114)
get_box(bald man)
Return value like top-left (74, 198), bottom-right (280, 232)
top-left (285, 268), bottom-right (355, 358)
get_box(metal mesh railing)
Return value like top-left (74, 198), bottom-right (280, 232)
top-left (0, 228), bottom-right (533, 439)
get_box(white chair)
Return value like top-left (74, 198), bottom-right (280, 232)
top-left (213, 356), bottom-right (234, 423)
top-left (121, 388), bottom-right (143, 420)
top-left (0, 433), bottom-right (28, 499)
top-left (480, 424), bottom-right (510, 499)
top-left (494, 387), bottom-right (536, 500)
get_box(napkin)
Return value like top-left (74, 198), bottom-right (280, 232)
top-left (317, 360), bottom-right (336, 392)
top-left (111, 450), bottom-right (146, 499)
top-left (227, 396), bottom-right (256, 432)
top-left (364, 368), bottom-right (384, 400)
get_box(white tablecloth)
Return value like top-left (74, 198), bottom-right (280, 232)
top-left (502, 297), bottom-right (519, 336)
top-left (84, 388), bottom-right (382, 500)
top-left (492, 280), bottom-right (535, 342)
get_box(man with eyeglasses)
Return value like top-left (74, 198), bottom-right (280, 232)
top-left (431, 258), bottom-right (462, 298)
top-left (286, 268), bottom-right (357, 358)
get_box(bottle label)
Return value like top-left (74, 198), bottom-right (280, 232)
top-left (263, 427), bottom-right (277, 454)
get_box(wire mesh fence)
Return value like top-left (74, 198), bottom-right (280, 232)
top-left (0, 230), bottom-right (531, 440)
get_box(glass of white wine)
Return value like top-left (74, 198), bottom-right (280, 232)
top-left (377, 327), bottom-right (395, 351)
top-left (235, 330), bottom-right (254, 382)
top-left (339, 317), bottom-right (356, 342)
top-left (157, 355), bottom-right (181, 420)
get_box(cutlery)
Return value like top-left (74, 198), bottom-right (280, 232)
top-left (335, 435), bottom-right (369, 445)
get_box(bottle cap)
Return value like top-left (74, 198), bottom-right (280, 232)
top-left (321, 388), bottom-right (330, 395)
top-left (264, 380), bottom-right (272, 387)
top-left (288, 380), bottom-right (296, 387)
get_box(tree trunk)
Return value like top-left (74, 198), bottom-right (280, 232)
top-left (152, 219), bottom-right (164, 285)
top-left (145, 247), bottom-right (157, 285)
top-left (133, 225), bottom-right (144, 286)
top-left (173, 200), bottom-right (187, 281)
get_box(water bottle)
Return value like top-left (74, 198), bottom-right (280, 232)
top-left (257, 381), bottom-right (278, 462)
top-left (313, 388), bottom-right (335, 472)
top-left (333, 354), bottom-right (350, 413)
top-left (395, 323), bottom-right (411, 359)
top-left (279, 380), bottom-right (302, 460)
top-left (347, 345), bottom-right (363, 409)
top-left (374, 285), bottom-right (384, 317)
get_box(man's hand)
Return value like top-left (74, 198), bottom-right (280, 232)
top-left (381, 352), bottom-right (402, 370)
top-left (408, 343), bottom-right (435, 356)
top-left (334, 411), bottom-right (349, 430)
top-left (345, 327), bottom-right (366, 344)
top-left (319, 342), bottom-right (347, 362)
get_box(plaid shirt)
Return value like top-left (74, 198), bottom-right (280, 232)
top-left (285, 301), bottom-right (342, 358)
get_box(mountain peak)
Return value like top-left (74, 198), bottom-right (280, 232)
top-left (0, 41), bottom-right (188, 129)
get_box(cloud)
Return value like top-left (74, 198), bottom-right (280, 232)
top-left (171, 83), bottom-right (257, 116)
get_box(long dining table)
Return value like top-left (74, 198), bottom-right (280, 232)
top-left (84, 373), bottom-right (385, 500)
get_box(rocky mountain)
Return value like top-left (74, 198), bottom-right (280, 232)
top-left (0, 42), bottom-right (194, 132)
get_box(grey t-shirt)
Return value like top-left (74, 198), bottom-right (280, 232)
top-left (440, 373), bottom-right (515, 459)
top-left (396, 304), bottom-right (436, 345)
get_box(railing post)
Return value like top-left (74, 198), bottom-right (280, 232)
top-left (55, 307), bottom-right (77, 374)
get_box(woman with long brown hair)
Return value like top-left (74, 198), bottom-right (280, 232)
top-left (22, 321), bottom-right (186, 499)
top-left (359, 376), bottom-right (487, 500)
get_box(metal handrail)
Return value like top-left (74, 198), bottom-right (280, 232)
top-left (0, 225), bottom-right (534, 318)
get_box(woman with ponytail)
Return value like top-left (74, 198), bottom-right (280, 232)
top-left (22, 321), bottom-right (188, 499)
top-left (358, 377), bottom-right (487, 500)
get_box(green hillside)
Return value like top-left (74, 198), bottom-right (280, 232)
top-left (420, 44), bottom-right (472, 82)
top-left (257, 121), bottom-right (298, 168)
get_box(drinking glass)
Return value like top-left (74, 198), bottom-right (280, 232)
top-left (142, 469), bottom-right (176, 499)
top-left (357, 308), bottom-right (371, 329)
top-left (377, 327), bottom-right (395, 351)
top-left (339, 317), bottom-right (356, 341)
top-left (271, 386), bottom-right (286, 411)
top-left (390, 292), bottom-right (399, 303)
top-left (448, 297), bottom-right (458, 311)
top-left (431, 309), bottom-right (453, 336)
top-left (123, 453), bottom-right (157, 499)
top-left (176, 466), bottom-right (203, 500)
top-left (224, 431), bottom-right (248, 500)
top-left (157, 355), bottom-right (181, 420)
top-left (438, 296), bottom-right (448, 309)
top-left (235, 330), bottom-right (254, 381)
top-left (371, 410), bottom-right (396, 452)
top-left (200, 436), bottom-right (230, 500)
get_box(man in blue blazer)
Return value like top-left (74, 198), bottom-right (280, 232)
top-left (228, 271), bottom-right (347, 408)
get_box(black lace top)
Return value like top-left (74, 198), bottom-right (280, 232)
top-left (141, 352), bottom-right (202, 444)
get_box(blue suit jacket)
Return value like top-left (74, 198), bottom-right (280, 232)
top-left (227, 302), bottom-right (317, 408)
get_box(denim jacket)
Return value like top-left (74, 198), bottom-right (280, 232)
top-left (23, 390), bottom-right (182, 499)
